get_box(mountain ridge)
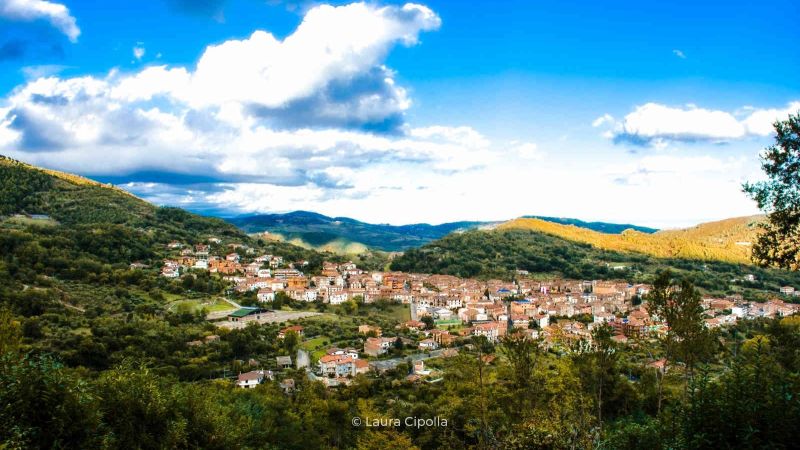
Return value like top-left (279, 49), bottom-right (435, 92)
top-left (227, 211), bottom-right (662, 252)
top-left (498, 215), bottom-right (765, 265)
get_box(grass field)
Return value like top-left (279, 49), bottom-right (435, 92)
top-left (382, 303), bottom-right (411, 322)
top-left (301, 336), bottom-right (332, 361)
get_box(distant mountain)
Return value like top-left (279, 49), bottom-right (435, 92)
top-left (498, 215), bottom-right (765, 265)
top-left (524, 216), bottom-right (658, 234)
top-left (228, 211), bottom-right (491, 252)
top-left (228, 211), bottom-right (664, 253)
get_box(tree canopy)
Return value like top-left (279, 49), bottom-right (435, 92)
top-left (744, 112), bottom-right (800, 269)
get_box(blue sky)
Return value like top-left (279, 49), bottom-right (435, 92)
top-left (1, 0), bottom-right (798, 227)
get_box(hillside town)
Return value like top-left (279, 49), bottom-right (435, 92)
top-left (157, 238), bottom-right (800, 388)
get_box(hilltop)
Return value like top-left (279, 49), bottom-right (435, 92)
top-left (390, 227), bottom-right (800, 296)
top-left (498, 215), bottom-right (764, 265)
top-left (523, 215), bottom-right (658, 234)
top-left (229, 210), bottom-right (490, 252)
top-left (0, 155), bottom-right (243, 243)
top-left (229, 211), bottom-right (661, 253)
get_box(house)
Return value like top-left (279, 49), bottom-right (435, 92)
top-left (511, 315), bottom-right (530, 329)
top-left (472, 322), bottom-right (500, 342)
top-left (227, 307), bottom-right (267, 323)
top-left (354, 359), bottom-right (370, 375)
top-left (418, 338), bottom-right (439, 351)
top-left (278, 325), bottom-right (304, 339)
top-left (326, 347), bottom-right (360, 359)
top-left (430, 329), bottom-right (456, 347)
top-left (780, 286), bottom-right (795, 295)
top-left (532, 313), bottom-right (550, 329)
top-left (318, 354), bottom-right (365, 377)
top-left (236, 370), bottom-right (268, 389)
top-left (276, 356), bottom-right (293, 369)
top-left (400, 320), bottom-right (426, 332)
top-left (364, 337), bottom-right (394, 356)
top-left (257, 288), bottom-right (275, 303)
top-left (433, 308), bottom-right (453, 320)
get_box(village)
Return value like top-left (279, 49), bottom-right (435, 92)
top-left (158, 238), bottom-right (800, 389)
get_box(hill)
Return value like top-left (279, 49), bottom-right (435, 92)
top-left (498, 216), bottom-right (764, 265)
top-left (0, 155), bottom-right (244, 243)
top-left (229, 211), bottom-right (661, 252)
top-left (0, 155), bottom-right (337, 299)
top-left (228, 210), bottom-right (490, 252)
top-left (524, 215), bottom-right (658, 234)
top-left (390, 228), bottom-right (800, 296)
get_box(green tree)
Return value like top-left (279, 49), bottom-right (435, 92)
top-left (342, 299), bottom-right (358, 315)
top-left (646, 272), bottom-right (714, 409)
top-left (743, 112), bottom-right (800, 269)
top-left (0, 308), bottom-right (21, 354)
top-left (0, 353), bottom-right (102, 449)
top-left (499, 332), bottom-right (543, 421)
top-left (283, 329), bottom-right (300, 354)
top-left (573, 323), bottom-right (618, 431)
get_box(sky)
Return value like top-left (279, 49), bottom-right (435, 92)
top-left (1, 0), bottom-right (799, 228)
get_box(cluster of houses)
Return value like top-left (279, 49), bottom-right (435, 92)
top-left (160, 239), bottom-right (301, 280)
top-left (163, 240), bottom-right (800, 367)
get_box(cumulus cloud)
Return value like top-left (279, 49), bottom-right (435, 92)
top-left (0, 2), bottom-right (492, 191)
top-left (0, 0), bottom-right (80, 42)
top-left (597, 101), bottom-right (800, 147)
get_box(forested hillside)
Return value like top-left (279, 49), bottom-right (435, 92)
top-left (391, 229), bottom-right (800, 298)
top-left (525, 215), bottom-right (658, 234)
top-left (498, 216), bottom-right (764, 264)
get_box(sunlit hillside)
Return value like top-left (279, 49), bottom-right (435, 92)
top-left (497, 215), bottom-right (765, 264)
top-left (0, 155), bottom-right (137, 198)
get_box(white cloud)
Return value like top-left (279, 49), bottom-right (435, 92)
top-left (0, 1), bottom-right (502, 204)
top-left (591, 113), bottom-right (614, 128)
top-left (599, 101), bottom-right (800, 146)
top-left (672, 49), bottom-right (686, 59)
top-left (133, 45), bottom-right (145, 61)
top-left (0, 0), bottom-right (80, 42)
top-left (185, 2), bottom-right (439, 111)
